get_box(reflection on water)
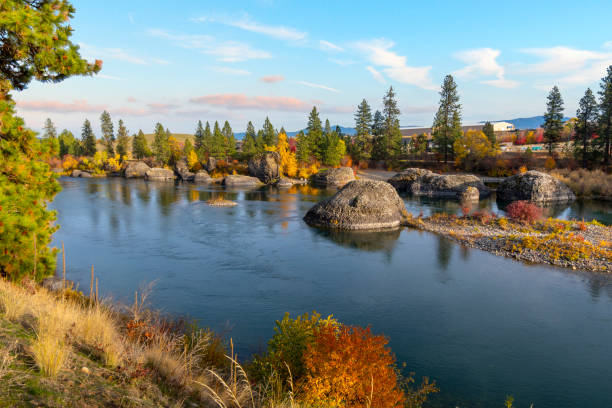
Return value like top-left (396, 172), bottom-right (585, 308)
top-left (51, 177), bottom-right (612, 408)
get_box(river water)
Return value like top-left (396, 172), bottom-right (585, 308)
top-left (51, 177), bottom-right (612, 408)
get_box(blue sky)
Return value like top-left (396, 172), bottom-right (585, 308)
top-left (14, 0), bottom-right (612, 135)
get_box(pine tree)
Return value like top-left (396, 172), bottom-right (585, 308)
top-left (100, 110), bottom-right (115, 155)
top-left (433, 75), bottom-right (462, 163)
top-left (183, 138), bottom-right (194, 157)
top-left (306, 107), bottom-right (323, 161)
top-left (262, 117), bottom-right (277, 147)
top-left (212, 121), bottom-right (225, 159)
top-left (41, 118), bottom-right (59, 156)
top-left (132, 129), bottom-right (150, 159)
top-left (0, 0), bottom-right (100, 280)
top-left (116, 119), bottom-right (129, 158)
top-left (81, 119), bottom-right (97, 156)
top-left (372, 110), bottom-right (384, 136)
top-left (354, 99), bottom-right (373, 162)
top-left (242, 121), bottom-right (258, 158)
top-left (152, 123), bottom-right (170, 165)
top-left (296, 130), bottom-right (311, 163)
top-left (323, 129), bottom-right (346, 166)
top-left (194, 120), bottom-right (205, 153)
top-left (482, 121), bottom-right (496, 144)
top-left (203, 121), bottom-right (213, 157)
top-left (382, 86), bottom-right (402, 159)
top-left (543, 86), bottom-right (565, 156)
top-left (222, 120), bottom-right (236, 159)
top-left (598, 65), bottom-right (612, 164)
top-left (43, 118), bottom-right (57, 139)
top-left (575, 88), bottom-right (598, 167)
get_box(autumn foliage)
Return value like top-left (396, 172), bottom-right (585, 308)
top-left (505, 200), bottom-right (543, 223)
top-left (299, 325), bottom-right (406, 408)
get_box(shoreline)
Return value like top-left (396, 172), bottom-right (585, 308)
top-left (405, 214), bottom-right (612, 273)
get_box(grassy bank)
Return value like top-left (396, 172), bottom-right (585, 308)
top-left (0, 278), bottom-right (438, 408)
top-left (406, 212), bottom-right (612, 272)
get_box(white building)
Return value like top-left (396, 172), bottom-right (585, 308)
top-left (492, 121), bottom-right (515, 131)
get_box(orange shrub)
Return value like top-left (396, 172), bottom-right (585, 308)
top-left (299, 325), bottom-right (405, 408)
top-left (544, 157), bottom-right (556, 170)
top-left (62, 155), bottom-right (78, 172)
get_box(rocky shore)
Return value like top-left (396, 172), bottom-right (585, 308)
top-left (406, 214), bottom-right (611, 273)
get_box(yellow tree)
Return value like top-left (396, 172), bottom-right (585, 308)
top-left (277, 131), bottom-right (298, 177)
top-left (453, 130), bottom-right (499, 170)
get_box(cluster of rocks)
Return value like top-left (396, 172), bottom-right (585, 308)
top-left (387, 168), bottom-right (490, 201)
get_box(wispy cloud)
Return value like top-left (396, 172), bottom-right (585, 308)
top-left (355, 38), bottom-right (435, 90)
top-left (193, 15), bottom-right (306, 42)
top-left (79, 43), bottom-right (153, 65)
top-left (190, 93), bottom-right (311, 112)
top-left (329, 58), bottom-right (355, 66)
top-left (126, 96), bottom-right (139, 103)
top-left (260, 75), bottom-right (285, 83)
top-left (97, 74), bottom-right (126, 81)
top-left (366, 66), bottom-right (385, 84)
top-left (148, 29), bottom-right (271, 62)
top-left (454, 48), bottom-right (518, 88)
top-left (320, 40), bottom-right (344, 52)
top-left (16, 99), bottom-right (106, 113)
top-left (296, 81), bottom-right (340, 93)
top-left (211, 66), bottom-right (251, 75)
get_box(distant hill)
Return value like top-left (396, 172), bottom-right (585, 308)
top-left (481, 116), bottom-right (572, 130)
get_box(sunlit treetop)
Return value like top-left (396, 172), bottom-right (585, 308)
top-left (0, 0), bottom-right (101, 95)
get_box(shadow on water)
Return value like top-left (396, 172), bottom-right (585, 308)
top-left (312, 227), bottom-right (402, 254)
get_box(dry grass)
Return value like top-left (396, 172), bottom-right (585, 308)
top-left (550, 168), bottom-right (612, 199)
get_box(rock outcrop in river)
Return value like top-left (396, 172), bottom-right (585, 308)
top-left (194, 170), bottom-right (212, 183)
top-left (70, 170), bottom-right (92, 178)
top-left (313, 167), bottom-right (355, 188)
top-left (222, 175), bottom-right (263, 187)
top-left (145, 168), bottom-right (175, 181)
top-left (497, 170), bottom-right (576, 202)
top-left (124, 161), bottom-right (150, 178)
top-left (174, 159), bottom-right (195, 182)
top-left (304, 180), bottom-right (409, 230)
top-left (388, 168), bottom-right (490, 200)
top-left (248, 151), bottom-right (280, 184)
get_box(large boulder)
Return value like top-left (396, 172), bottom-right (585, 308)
top-left (248, 151), bottom-right (280, 184)
top-left (497, 170), bottom-right (576, 202)
top-left (222, 175), bottom-right (263, 187)
top-left (304, 180), bottom-right (409, 230)
top-left (124, 161), bottom-right (150, 178)
top-left (313, 167), bottom-right (356, 188)
top-left (205, 157), bottom-right (217, 172)
top-left (145, 168), bottom-right (175, 181)
top-left (70, 169), bottom-right (82, 178)
top-left (174, 159), bottom-right (195, 182)
top-left (388, 168), bottom-right (490, 200)
top-left (194, 170), bottom-right (212, 183)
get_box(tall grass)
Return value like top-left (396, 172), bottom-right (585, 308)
top-left (550, 168), bottom-right (612, 199)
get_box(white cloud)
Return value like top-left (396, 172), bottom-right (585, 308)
top-left (355, 38), bottom-right (435, 90)
top-left (97, 74), bottom-right (126, 80)
top-left (329, 58), bottom-right (355, 66)
top-left (210, 66), bottom-right (251, 75)
top-left (296, 81), bottom-right (341, 93)
top-left (320, 40), bottom-right (344, 52)
top-left (193, 15), bottom-right (306, 42)
top-left (366, 66), bottom-right (385, 84)
top-left (79, 43), bottom-right (149, 65)
top-left (454, 48), bottom-right (518, 88)
top-left (148, 29), bottom-right (271, 62)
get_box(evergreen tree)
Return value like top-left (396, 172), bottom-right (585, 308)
top-left (116, 119), bottom-right (129, 158)
top-left (132, 129), bottom-right (150, 159)
top-left (324, 119), bottom-right (332, 136)
top-left (306, 107), bottom-right (323, 161)
top-left (81, 119), bottom-right (97, 156)
top-left (256, 129), bottom-right (266, 152)
top-left (242, 121), bottom-right (259, 157)
top-left (432, 75), bottom-right (462, 163)
top-left (43, 118), bottom-right (57, 139)
top-left (296, 130), bottom-right (311, 163)
top-left (482, 121), bottom-right (496, 144)
top-left (194, 120), bottom-right (205, 152)
top-left (372, 110), bottom-right (384, 136)
top-left (58, 129), bottom-right (78, 157)
top-left (100, 110), bottom-right (115, 155)
top-left (382, 86), bottom-right (402, 159)
top-left (183, 138), bottom-right (194, 157)
top-left (222, 120), bottom-right (236, 159)
top-left (543, 86), bottom-right (565, 156)
top-left (203, 121), bottom-right (213, 156)
top-left (0, 0), bottom-right (100, 279)
top-left (212, 121), bottom-right (225, 158)
top-left (354, 99), bottom-right (373, 162)
top-left (323, 129), bottom-right (346, 166)
top-left (575, 88), bottom-right (598, 167)
top-left (598, 65), bottom-right (612, 164)
top-left (152, 123), bottom-right (170, 165)
top-left (262, 117), bottom-right (277, 147)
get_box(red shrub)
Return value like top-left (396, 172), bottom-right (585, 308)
top-left (505, 201), bottom-right (542, 223)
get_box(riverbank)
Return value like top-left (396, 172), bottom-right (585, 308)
top-left (406, 213), bottom-right (612, 273)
